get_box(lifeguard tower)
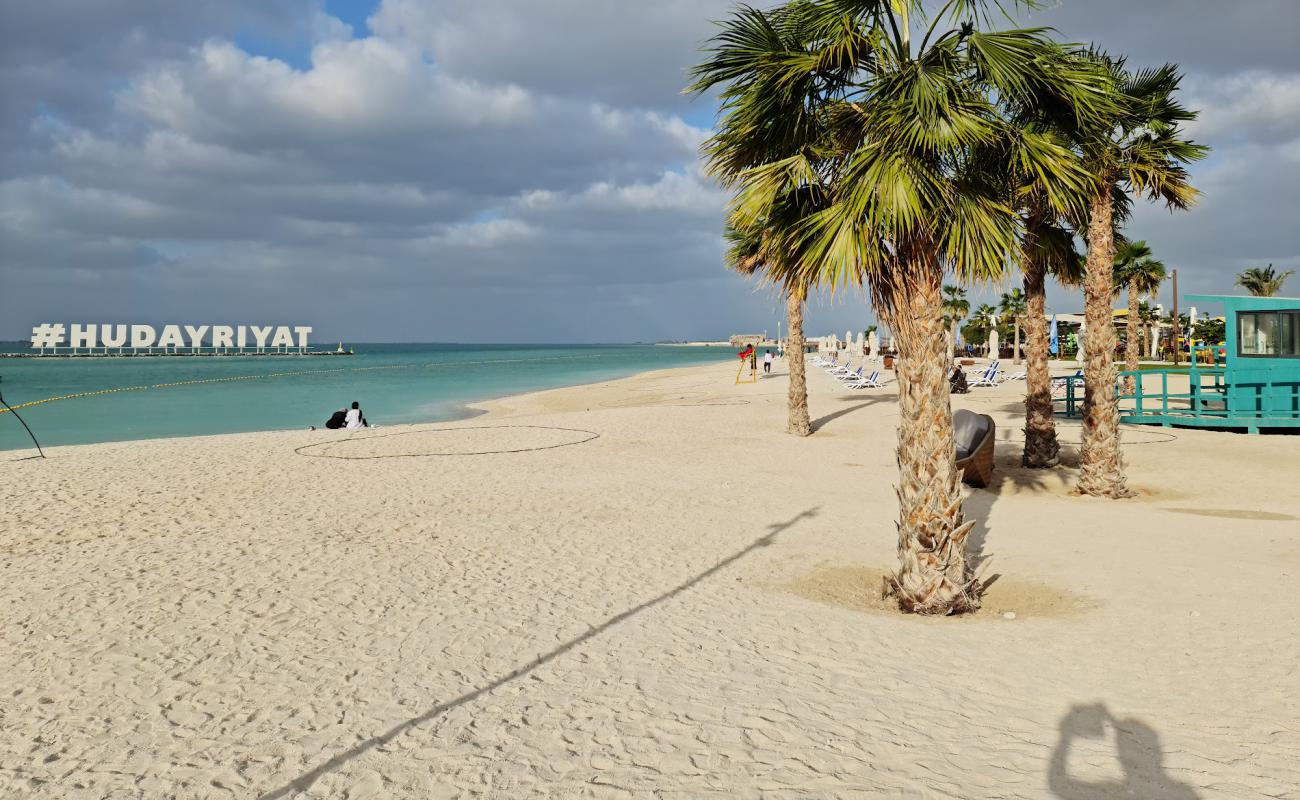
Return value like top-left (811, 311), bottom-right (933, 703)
top-left (1058, 294), bottom-right (1300, 434)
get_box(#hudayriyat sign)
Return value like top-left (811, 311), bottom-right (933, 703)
top-left (31, 323), bottom-right (313, 350)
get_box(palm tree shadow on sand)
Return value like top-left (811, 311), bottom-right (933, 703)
top-left (256, 508), bottom-right (820, 799)
top-left (1049, 703), bottom-right (1200, 799)
top-left (961, 445), bottom-right (1077, 576)
top-left (810, 395), bottom-right (892, 432)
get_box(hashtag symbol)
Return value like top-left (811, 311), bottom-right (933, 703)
top-left (31, 323), bottom-right (66, 348)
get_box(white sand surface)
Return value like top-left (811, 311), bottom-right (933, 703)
top-left (2, 357), bottom-right (1297, 799)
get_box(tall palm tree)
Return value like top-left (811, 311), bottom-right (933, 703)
top-left (1235, 264), bottom-right (1294, 297)
top-left (1136, 300), bottom-right (1159, 358)
top-left (967, 303), bottom-right (1000, 353)
top-left (1075, 58), bottom-right (1207, 498)
top-left (999, 288), bottom-right (1028, 364)
top-left (1003, 61), bottom-right (1097, 468)
top-left (1018, 217), bottom-right (1085, 467)
top-left (688, 4), bottom-right (840, 438)
top-left (1112, 239), bottom-right (1166, 390)
top-left (725, 221), bottom-right (817, 435)
top-left (942, 285), bottom-right (970, 356)
top-left (695, 0), bottom-right (1108, 614)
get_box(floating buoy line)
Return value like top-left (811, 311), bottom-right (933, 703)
top-left (0, 354), bottom-right (602, 415)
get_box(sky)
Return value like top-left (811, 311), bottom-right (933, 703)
top-left (2, 0), bottom-right (1297, 343)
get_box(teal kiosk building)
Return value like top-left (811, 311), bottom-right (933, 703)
top-left (1061, 294), bottom-right (1300, 433)
top-left (1132, 294), bottom-right (1299, 433)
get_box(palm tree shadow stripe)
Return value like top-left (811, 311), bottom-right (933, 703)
top-left (256, 508), bottom-right (818, 799)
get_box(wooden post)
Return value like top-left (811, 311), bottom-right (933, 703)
top-left (1171, 269), bottom-right (1180, 366)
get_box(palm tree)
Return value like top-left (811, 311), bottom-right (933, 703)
top-left (725, 222), bottom-right (816, 435)
top-left (942, 286), bottom-right (970, 357)
top-left (1004, 65), bottom-right (1099, 468)
top-left (966, 303), bottom-right (1000, 352)
top-left (693, 1), bottom-right (1105, 614)
top-left (1235, 264), bottom-right (1294, 297)
top-left (999, 289), bottom-right (1029, 365)
top-left (1136, 300), bottom-right (1159, 358)
top-left (689, 5), bottom-right (839, 438)
top-left (1112, 239), bottom-right (1166, 390)
top-left (1018, 217), bottom-right (1085, 467)
top-left (1075, 58), bottom-right (1207, 498)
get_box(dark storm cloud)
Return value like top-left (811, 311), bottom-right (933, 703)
top-left (1, 1), bottom-right (1297, 343)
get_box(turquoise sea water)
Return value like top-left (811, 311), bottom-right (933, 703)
top-left (0, 344), bottom-right (734, 451)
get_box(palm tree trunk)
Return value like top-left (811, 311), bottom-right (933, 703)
top-left (1013, 320), bottom-right (1022, 365)
top-left (1078, 189), bottom-right (1132, 498)
top-left (880, 262), bottom-right (980, 615)
top-left (1022, 249), bottom-right (1059, 468)
top-left (1122, 279), bottom-right (1140, 393)
top-left (786, 285), bottom-right (811, 437)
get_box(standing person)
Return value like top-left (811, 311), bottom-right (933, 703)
top-left (763, 349), bottom-right (774, 374)
top-left (344, 401), bottom-right (368, 429)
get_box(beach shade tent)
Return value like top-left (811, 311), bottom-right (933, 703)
top-left (1049, 315), bottom-right (1059, 356)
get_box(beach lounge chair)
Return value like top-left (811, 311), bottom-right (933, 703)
top-left (845, 370), bottom-right (883, 389)
top-left (953, 409), bottom-right (996, 487)
top-left (969, 361), bottom-right (1001, 388)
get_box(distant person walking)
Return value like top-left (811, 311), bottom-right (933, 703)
top-left (763, 349), bottom-right (774, 374)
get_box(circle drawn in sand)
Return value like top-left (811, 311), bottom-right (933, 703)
top-left (295, 425), bottom-right (600, 459)
top-left (599, 394), bottom-right (749, 409)
top-left (779, 564), bottom-right (1096, 620)
top-left (996, 426), bottom-right (1177, 446)
top-left (1162, 507), bottom-right (1297, 522)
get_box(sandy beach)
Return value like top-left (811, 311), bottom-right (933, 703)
top-left (2, 357), bottom-right (1297, 799)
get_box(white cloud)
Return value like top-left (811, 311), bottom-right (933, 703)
top-left (2, 0), bottom-right (1297, 341)
top-left (1186, 71), bottom-right (1300, 148)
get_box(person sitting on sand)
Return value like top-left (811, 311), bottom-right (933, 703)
top-left (344, 401), bottom-right (368, 429)
top-left (324, 408), bottom-right (348, 430)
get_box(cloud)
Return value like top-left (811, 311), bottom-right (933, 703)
top-left (368, 0), bottom-right (738, 109)
top-left (2, 0), bottom-right (1297, 343)
top-left (1185, 71), bottom-right (1300, 148)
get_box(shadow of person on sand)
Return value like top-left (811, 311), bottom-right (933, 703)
top-left (1048, 703), bottom-right (1200, 799)
top-left (256, 507), bottom-right (821, 799)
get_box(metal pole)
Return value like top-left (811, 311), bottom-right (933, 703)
top-left (1171, 269), bottom-right (1179, 366)
top-left (0, 376), bottom-right (46, 458)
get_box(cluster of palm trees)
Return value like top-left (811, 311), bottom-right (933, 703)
top-left (691, 0), bottom-right (1205, 615)
top-left (943, 286), bottom-right (1029, 363)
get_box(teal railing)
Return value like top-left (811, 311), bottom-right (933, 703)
top-left (1055, 368), bottom-right (1300, 431)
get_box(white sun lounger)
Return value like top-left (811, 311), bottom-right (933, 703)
top-left (844, 369), bottom-right (883, 389)
top-left (969, 361), bottom-right (1001, 388)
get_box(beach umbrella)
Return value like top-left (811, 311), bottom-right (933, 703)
top-left (988, 329), bottom-right (999, 359)
top-left (868, 330), bottom-right (879, 356)
top-left (1049, 315), bottom-right (1059, 356)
